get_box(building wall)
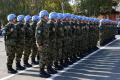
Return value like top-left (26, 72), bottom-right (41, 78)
top-left (109, 13), bottom-right (120, 21)
top-left (98, 13), bottom-right (120, 21)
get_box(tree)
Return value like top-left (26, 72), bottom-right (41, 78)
top-left (43, 0), bottom-right (72, 13)
top-left (74, 0), bottom-right (113, 16)
top-left (0, 0), bottom-right (73, 24)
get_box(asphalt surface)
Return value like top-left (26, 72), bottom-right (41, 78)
top-left (0, 36), bottom-right (120, 80)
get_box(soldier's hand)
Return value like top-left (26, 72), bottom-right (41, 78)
top-left (10, 28), bottom-right (14, 32)
top-left (21, 28), bottom-right (24, 31)
top-left (38, 46), bottom-right (42, 51)
top-left (53, 28), bottom-right (55, 31)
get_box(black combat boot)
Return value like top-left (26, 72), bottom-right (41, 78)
top-left (76, 54), bottom-right (81, 60)
top-left (16, 62), bottom-right (25, 70)
top-left (59, 60), bottom-right (64, 67)
top-left (24, 61), bottom-right (32, 67)
top-left (54, 62), bottom-right (63, 70)
top-left (71, 56), bottom-right (77, 63)
top-left (65, 59), bottom-right (73, 65)
top-left (36, 55), bottom-right (40, 64)
top-left (78, 53), bottom-right (82, 58)
top-left (7, 65), bottom-right (17, 74)
top-left (76, 53), bottom-right (81, 59)
top-left (60, 59), bottom-right (68, 67)
top-left (40, 68), bottom-right (51, 78)
top-left (47, 65), bottom-right (57, 74)
top-left (31, 58), bottom-right (39, 65)
top-left (69, 57), bottom-right (74, 64)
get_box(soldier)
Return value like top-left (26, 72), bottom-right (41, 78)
top-left (93, 18), bottom-right (99, 50)
top-left (117, 21), bottom-right (120, 34)
top-left (16, 15), bottom-right (26, 70)
top-left (55, 13), bottom-right (64, 70)
top-left (84, 17), bottom-right (89, 53)
top-left (66, 13), bottom-right (74, 64)
top-left (70, 14), bottom-right (77, 62)
top-left (99, 19), bottom-right (104, 46)
top-left (80, 16), bottom-right (88, 56)
top-left (23, 15), bottom-right (33, 67)
top-left (99, 19), bottom-right (108, 46)
top-left (88, 18), bottom-right (94, 51)
top-left (75, 16), bottom-right (82, 58)
top-left (46, 12), bottom-right (59, 73)
top-left (56, 13), bottom-right (67, 68)
top-left (62, 13), bottom-right (70, 67)
top-left (77, 16), bottom-right (83, 57)
top-left (36, 10), bottom-right (51, 78)
top-left (74, 16), bottom-right (80, 59)
top-left (4, 14), bottom-right (18, 74)
top-left (113, 21), bottom-right (117, 39)
top-left (31, 15), bottom-right (40, 65)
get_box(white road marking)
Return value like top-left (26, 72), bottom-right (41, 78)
top-left (100, 47), bottom-right (120, 49)
top-left (0, 65), bottom-right (39, 80)
top-left (46, 37), bottom-right (120, 80)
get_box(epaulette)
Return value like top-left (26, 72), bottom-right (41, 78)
top-left (37, 20), bottom-right (43, 26)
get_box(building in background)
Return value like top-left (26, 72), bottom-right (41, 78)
top-left (98, 2), bottom-right (120, 21)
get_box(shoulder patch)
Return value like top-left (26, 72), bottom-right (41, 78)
top-left (37, 30), bottom-right (41, 33)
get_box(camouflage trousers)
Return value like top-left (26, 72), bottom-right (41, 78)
top-left (77, 37), bottom-right (82, 56)
top-left (31, 43), bottom-right (38, 60)
top-left (54, 39), bottom-right (63, 62)
top-left (6, 45), bottom-right (17, 66)
top-left (16, 44), bottom-right (24, 63)
top-left (39, 44), bottom-right (52, 69)
top-left (62, 38), bottom-right (69, 60)
top-left (48, 40), bottom-right (58, 65)
top-left (23, 43), bottom-right (32, 62)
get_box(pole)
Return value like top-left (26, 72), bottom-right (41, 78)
top-left (61, 2), bottom-right (64, 14)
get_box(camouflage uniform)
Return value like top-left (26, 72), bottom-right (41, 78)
top-left (66, 21), bottom-right (72, 61)
top-left (76, 21), bottom-right (82, 57)
top-left (16, 22), bottom-right (25, 64)
top-left (58, 21), bottom-right (66, 66)
top-left (31, 21), bottom-right (39, 63)
top-left (47, 20), bottom-right (57, 67)
top-left (62, 21), bottom-right (69, 62)
top-left (74, 21), bottom-right (78, 58)
top-left (85, 21), bottom-right (89, 52)
top-left (99, 22), bottom-right (107, 46)
top-left (36, 18), bottom-right (49, 69)
top-left (4, 23), bottom-right (17, 69)
top-left (94, 21), bottom-right (99, 48)
top-left (71, 20), bottom-right (79, 60)
top-left (80, 21), bottom-right (84, 54)
top-left (54, 20), bottom-right (63, 67)
top-left (70, 20), bottom-right (75, 60)
top-left (76, 20), bottom-right (81, 57)
top-left (82, 21), bottom-right (87, 52)
top-left (88, 21), bottom-right (92, 50)
top-left (23, 22), bottom-right (33, 66)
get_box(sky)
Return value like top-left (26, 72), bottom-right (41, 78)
top-left (116, 3), bottom-right (120, 11)
top-left (69, 0), bottom-right (75, 5)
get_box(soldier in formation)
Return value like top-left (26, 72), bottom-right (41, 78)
top-left (4, 10), bottom-right (117, 78)
top-left (99, 19), bottom-right (117, 46)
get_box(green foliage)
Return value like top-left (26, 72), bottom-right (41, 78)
top-left (0, 0), bottom-right (72, 25)
top-left (75, 0), bottom-right (114, 16)
top-left (0, 0), bottom-right (119, 24)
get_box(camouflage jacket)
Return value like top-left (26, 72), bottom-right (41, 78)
top-left (36, 18), bottom-right (49, 46)
top-left (4, 23), bottom-right (17, 46)
top-left (24, 22), bottom-right (33, 44)
top-left (16, 22), bottom-right (25, 45)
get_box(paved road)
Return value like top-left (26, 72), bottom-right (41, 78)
top-left (0, 36), bottom-right (120, 80)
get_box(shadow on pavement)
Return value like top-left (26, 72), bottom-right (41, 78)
top-left (9, 38), bottom-right (120, 80)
